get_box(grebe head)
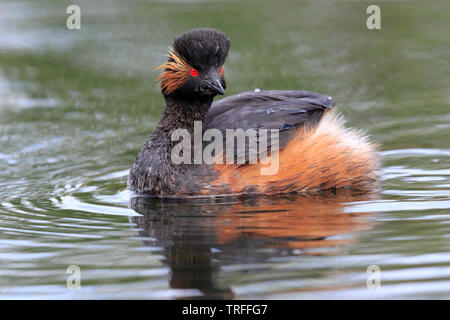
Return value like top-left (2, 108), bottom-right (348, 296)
top-left (156, 28), bottom-right (230, 99)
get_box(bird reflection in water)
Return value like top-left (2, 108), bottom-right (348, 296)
top-left (129, 191), bottom-right (376, 299)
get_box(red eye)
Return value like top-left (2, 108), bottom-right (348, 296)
top-left (219, 67), bottom-right (223, 75)
top-left (190, 68), bottom-right (199, 77)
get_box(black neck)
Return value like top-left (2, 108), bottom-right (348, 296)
top-left (154, 95), bottom-right (213, 136)
top-left (129, 95), bottom-right (215, 194)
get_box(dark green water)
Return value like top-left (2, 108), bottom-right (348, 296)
top-left (0, 0), bottom-right (449, 299)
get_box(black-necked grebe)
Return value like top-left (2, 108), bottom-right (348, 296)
top-left (128, 28), bottom-right (380, 197)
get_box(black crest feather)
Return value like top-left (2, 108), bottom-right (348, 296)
top-left (173, 28), bottom-right (230, 70)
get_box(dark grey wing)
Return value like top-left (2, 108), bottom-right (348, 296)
top-left (203, 90), bottom-right (335, 163)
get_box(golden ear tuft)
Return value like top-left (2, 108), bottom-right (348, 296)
top-left (155, 48), bottom-right (191, 94)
